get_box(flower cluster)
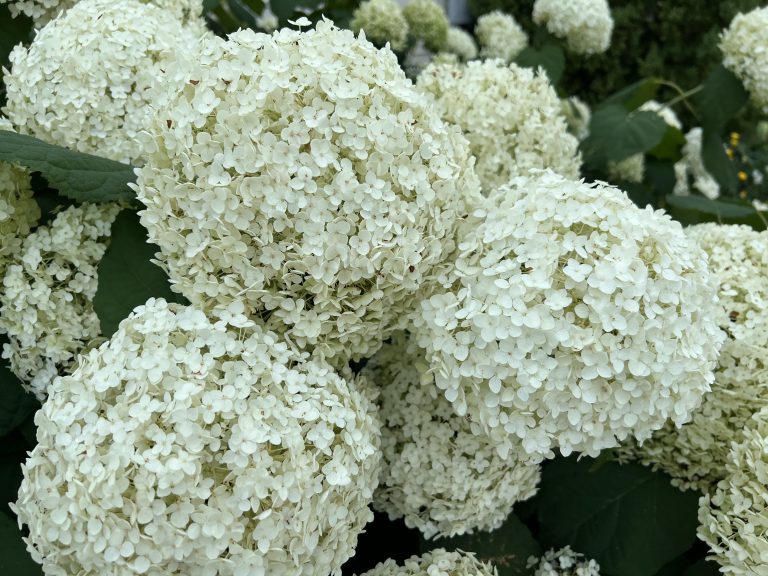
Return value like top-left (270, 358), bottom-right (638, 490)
top-left (2, 0), bottom-right (206, 164)
top-left (135, 21), bottom-right (480, 365)
top-left (12, 298), bottom-right (381, 575)
top-left (532, 0), bottom-right (613, 55)
top-left (475, 11), bottom-right (528, 63)
top-left (698, 407), bottom-right (768, 574)
top-left (720, 6), bottom-right (768, 113)
top-left (364, 334), bottom-right (541, 539)
top-left (360, 549), bottom-right (497, 576)
top-left (402, 0), bottom-right (448, 53)
top-left (417, 59), bottom-right (581, 191)
top-left (0, 203), bottom-right (120, 400)
top-left (674, 128), bottom-right (721, 199)
top-left (617, 224), bottom-right (768, 491)
top-left (350, 0), bottom-right (409, 52)
top-left (0, 117), bottom-right (40, 277)
top-left (528, 547), bottom-right (601, 576)
top-left (561, 97), bottom-right (591, 142)
top-left (443, 26), bottom-right (478, 62)
top-left (412, 171), bottom-right (724, 461)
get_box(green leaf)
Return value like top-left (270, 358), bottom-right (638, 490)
top-left (536, 458), bottom-right (700, 576)
top-left (664, 194), bottom-right (766, 230)
top-left (0, 131), bottom-right (135, 203)
top-left (700, 129), bottom-right (737, 194)
top-left (648, 126), bottom-right (685, 161)
top-left (421, 513), bottom-right (540, 576)
top-left (0, 513), bottom-right (42, 574)
top-left (581, 105), bottom-right (668, 166)
top-left (0, 342), bottom-right (40, 439)
top-left (683, 559), bottom-right (720, 576)
top-left (515, 43), bottom-right (565, 86)
top-left (601, 78), bottom-right (660, 112)
top-left (93, 210), bottom-right (181, 338)
top-left (694, 65), bottom-right (748, 130)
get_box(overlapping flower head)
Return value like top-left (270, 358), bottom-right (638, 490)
top-left (443, 27), bottom-right (478, 62)
top-left (532, 0), bottom-right (613, 55)
top-left (12, 297), bottom-right (381, 575)
top-left (350, 0), bottom-right (409, 52)
top-left (618, 224), bottom-right (768, 492)
top-left (2, 0), bottom-right (207, 164)
top-left (0, 117), bottom-right (40, 277)
top-left (528, 547), bottom-right (601, 576)
top-left (720, 6), bottom-right (768, 113)
top-left (0, 202), bottom-right (120, 400)
top-left (363, 333), bottom-right (541, 539)
top-left (402, 0), bottom-right (449, 52)
top-left (135, 19), bottom-right (480, 365)
top-left (359, 549), bottom-right (497, 576)
top-left (412, 170), bottom-right (724, 461)
top-left (418, 59), bottom-right (581, 191)
top-left (474, 11), bottom-right (528, 64)
top-left (698, 407), bottom-right (768, 574)
top-left (561, 97), bottom-right (591, 142)
top-left (674, 128), bottom-right (721, 199)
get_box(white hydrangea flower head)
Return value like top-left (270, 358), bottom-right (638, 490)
top-left (418, 59), bottom-right (581, 191)
top-left (363, 334), bottom-right (541, 539)
top-left (359, 549), bottom-right (498, 576)
top-left (720, 6), bottom-right (768, 113)
top-left (135, 20), bottom-right (481, 365)
top-left (0, 117), bottom-right (40, 276)
top-left (561, 97), bottom-right (591, 141)
top-left (639, 100), bottom-right (682, 130)
top-left (412, 170), bottom-right (725, 461)
top-left (2, 0), bottom-right (207, 164)
top-left (528, 547), bottom-right (601, 576)
top-left (443, 26), bottom-right (477, 62)
top-left (674, 128), bottom-right (721, 199)
top-left (12, 298), bottom-right (381, 575)
top-left (0, 203), bottom-right (119, 400)
top-left (475, 11), bottom-right (527, 63)
top-left (350, 0), bottom-right (409, 52)
top-left (532, 0), bottom-right (613, 55)
top-left (617, 224), bottom-right (768, 492)
top-left (402, 0), bottom-right (449, 52)
top-left (698, 407), bottom-right (768, 574)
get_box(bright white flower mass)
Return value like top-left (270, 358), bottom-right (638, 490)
top-left (528, 547), bottom-right (601, 576)
top-left (475, 11), bottom-right (527, 63)
top-left (618, 224), bottom-right (768, 492)
top-left (350, 0), bottom-right (409, 52)
top-left (532, 0), bottom-right (613, 55)
top-left (135, 20), bottom-right (480, 365)
top-left (720, 6), bottom-right (768, 113)
top-left (698, 407), bottom-right (768, 574)
top-left (2, 0), bottom-right (206, 164)
top-left (0, 203), bottom-right (120, 401)
top-left (418, 59), bottom-right (581, 191)
top-left (12, 298), bottom-right (381, 575)
top-left (674, 128), bottom-right (721, 199)
top-left (360, 549), bottom-right (497, 576)
top-left (364, 334), bottom-right (540, 539)
top-left (412, 171), bottom-right (724, 461)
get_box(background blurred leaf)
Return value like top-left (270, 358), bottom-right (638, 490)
top-left (0, 514), bottom-right (42, 575)
top-left (648, 126), bottom-right (685, 161)
top-left (0, 341), bottom-right (39, 439)
top-left (694, 65), bottom-right (748, 131)
top-left (601, 78), bottom-right (660, 112)
top-left (701, 129), bottom-right (738, 194)
top-left (581, 105), bottom-right (668, 166)
top-left (664, 194), bottom-right (766, 229)
top-left (515, 43), bottom-right (565, 86)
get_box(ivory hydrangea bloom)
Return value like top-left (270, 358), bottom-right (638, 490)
top-left (475, 11), bottom-right (527, 63)
top-left (402, 0), bottom-right (448, 52)
top-left (674, 128), bottom-right (721, 199)
top-left (350, 0), bottom-right (409, 52)
top-left (720, 6), bottom-right (768, 113)
top-left (12, 298), bottom-right (381, 575)
top-left (359, 549), bottom-right (497, 576)
top-left (135, 20), bottom-right (480, 365)
top-left (412, 171), bottom-right (724, 461)
top-left (528, 547), bottom-right (601, 576)
top-left (443, 26), bottom-right (478, 62)
top-left (533, 0), bottom-right (613, 55)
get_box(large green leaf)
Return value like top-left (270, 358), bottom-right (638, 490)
top-left (536, 458), bottom-right (700, 576)
top-left (515, 43), bottom-right (565, 86)
top-left (648, 126), bottom-right (685, 161)
top-left (700, 129), bottom-right (738, 195)
top-left (683, 559), bottom-right (720, 576)
top-left (0, 342), bottom-right (39, 439)
top-left (694, 65), bottom-right (748, 130)
top-left (665, 194), bottom-right (767, 230)
top-left (581, 105), bottom-right (668, 166)
top-left (0, 513), bottom-right (42, 575)
top-left (93, 210), bottom-right (181, 338)
top-left (600, 78), bottom-right (660, 112)
top-left (0, 131), bottom-right (135, 203)
top-left (421, 513), bottom-right (540, 576)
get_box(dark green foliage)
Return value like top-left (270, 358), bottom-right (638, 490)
top-left (581, 105), bottom-right (668, 166)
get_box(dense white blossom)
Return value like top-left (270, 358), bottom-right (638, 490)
top-left (475, 11), bottom-right (527, 63)
top-left (418, 59), bottom-right (581, 191)
top-left (528, 547), bottom-right (601, 576)
top-left (698, 407), bottom-right (768, 574)
top-left (617, 224), bottom-right (768, 491)
top-left (412, 171), bottom-right (724, 461)
top-left (720, 6), bottom-right (768, 113)
top-left (359, 549), bottom-right (497, 576)
top-left (350, 0), bottom-right (409, 52)
top-left (12, 298), bottom-right (381, 575)
top-left (363, 334), bottom-right (541, 539)
top-left (135, 20), bottom-right (480, 365)
top-left (0, 203), bottom-right (119, 401)
top-left (442, 26), bottom-right (477, 62)
top-left (2, 0), bottom-right (207, 164)
top-left (402, 0), bottom-right (448, 52)
top-left (0, 117), bottom-right (40, 276)
top-left (532, 0), bottom-right (613, 55)
top-left (674, 128), bottom-right (721, 199)
top-left (561, 97), bottom-right (591, 141)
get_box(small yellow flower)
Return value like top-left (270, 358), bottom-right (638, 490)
top-left (730, 131), bottom-right (740, 146)
top-left (726, 148), bottom-right (734, 159)
top-left (740, 190), bottom-right (748, 199)
top-left (738, 170), bottom-right (749, 182)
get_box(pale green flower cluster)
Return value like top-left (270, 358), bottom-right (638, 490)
top-left (350, 0), bottom-right (409, 52)
top-left (442, 26), bottom-right (478, 62)
top-left (533, 0), bottom-right (613, 55)
top-left (475, 10), bottom-right (527, 63)
top-left (720, 6), bottom-right (768, 113)
top-left (360, 549), bottom-right (498, 576)
top-left (402, 0), bottom-right (449, 52)
top-left (528, 547), bottom-right (601, 576)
